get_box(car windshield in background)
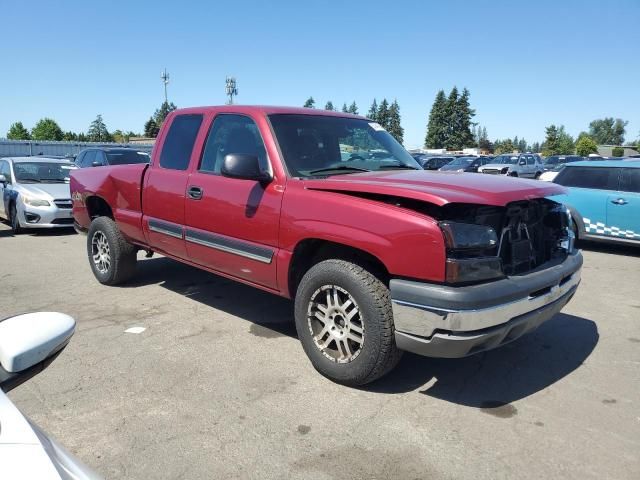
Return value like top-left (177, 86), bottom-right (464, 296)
top-left (106, 150), bottom-right (150, 165)
top-left (439, 157), bottom-right (474, 170)
top-left (494, 155), bottom-right (518, 164)
top-left (13, 162), bottom-right (76, 183)
top-left (268, 114), bottom-right (420, 177)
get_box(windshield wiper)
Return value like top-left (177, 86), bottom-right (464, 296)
top-left (377, 163), bottom-right (420, 170)
top-left (309, 166), bottom-right (372, 175)
top-left (41, 179), bottom-right (67, 183)
top-left (18, 179), bottom-right (41, 183)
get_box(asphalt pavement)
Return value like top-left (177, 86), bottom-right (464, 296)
top-left (2, 223), bottom-right (639, 479)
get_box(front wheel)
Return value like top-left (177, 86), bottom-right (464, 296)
top-left (87, 216), bottom-right (137, 285)
top-left (294, 259), bottom-right (402, 386)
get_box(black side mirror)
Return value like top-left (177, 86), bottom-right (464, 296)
top-left (221, 154), bottom-right (272, 183)
top-left (91, 161), bottom-right (103, 167)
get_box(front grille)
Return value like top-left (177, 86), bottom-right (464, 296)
top-left (482, 169), bottom-right (501, 175)
top-left (54, 199), bottom-right (72, 209)
top-left (51, 218), bottom-right (74, 225)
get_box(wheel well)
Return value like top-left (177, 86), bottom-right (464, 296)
top-left (85, 196), bottom-right (113, 219)
top-left (288, 239), bottom-right (390, 297)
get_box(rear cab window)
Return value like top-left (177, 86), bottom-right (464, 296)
top-left (159, 114), bottom-right (203, 170)
top-left (620, 168), bottom-right (640, 193)
top-left (554, 166), bottom-right (620, 190)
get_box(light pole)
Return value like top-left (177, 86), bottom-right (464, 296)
top-left (161, 68), bottom-right (170, 104)
top-left (225, 77), bottom-right (238, 105)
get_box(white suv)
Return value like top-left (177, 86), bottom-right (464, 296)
top-left (478, 153), bottom-right (544, 178)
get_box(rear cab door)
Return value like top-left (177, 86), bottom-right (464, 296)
top-left (142, 113), bottom-right (205, 259)
top-left (606, 167), bottom-right (640, 240)
top-left (183, 111), bottom-right (285, 290)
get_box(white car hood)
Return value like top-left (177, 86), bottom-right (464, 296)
top-left (479, 163), bottom-right (512, 170)
top-left (16, 183), bottom-right (71, 200)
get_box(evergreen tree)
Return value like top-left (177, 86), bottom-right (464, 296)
top-left (341, 103), bottom-right (349, 113)
top-left (348, 101), bottom-right (358, 115)
top-left (6, 121), bottom-right (31, 140)
top-left (324, 101), bottom-right (334, 111)
top-left (31, 118), bottom-right (64, 141)
top-left (387, 100), bottom-right (404, 144)
top-left (425, 90), bottom-right (448, 148)
top-left (542, 125), bottom-right (560, 156)
top-left (557, 126), bottom-right (575, 154)
top-left (303, 97), bottom-right (315, 108)
top-left (377, 99), bottom-right (391, 130)
top-left (87, 114), bottom-right (113, 142)
top-left (367, 99), bottom-right (378, 122)
top-left (453, 87), bottom-right (475, 148)
top-left (144, 117), bottom-right (160, 138)
top-left (518, 138), bottom-right (527, 152)
top-left (443, 87), bottom-right (460, 150)
top-left (154, 101), bottom-right (177, 126)
top-left (494, 138), bottom-right (515, 154)
top-left (531, 141), bottom-right (541, 153)
top-left (77, 133), bottom-right (88, 142)
top-left (63, 131), bottom-right (78, 141)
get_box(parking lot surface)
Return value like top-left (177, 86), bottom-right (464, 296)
top-left (2, 223), bottom-right (639, 480)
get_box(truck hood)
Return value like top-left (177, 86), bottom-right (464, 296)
top-left (478, 163), bottom-right (512, 171)
top-left (16, 183), bottom-right (71, 200)
top-left (303, 170), bottom-right (565, 207)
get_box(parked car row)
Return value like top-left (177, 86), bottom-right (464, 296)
top-left (0, 148), bottom-right (149, 233)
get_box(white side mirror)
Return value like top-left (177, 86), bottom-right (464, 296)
top-left (0, 312), bottom-right (75, 392)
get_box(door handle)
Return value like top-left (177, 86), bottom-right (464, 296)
top-left (611, 198), bottom-right (628, 205)
top-left (187, 186), bottom-right (203, 200)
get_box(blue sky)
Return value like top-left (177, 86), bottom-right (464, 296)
top-left (1, 0), bottom-right (638, 147)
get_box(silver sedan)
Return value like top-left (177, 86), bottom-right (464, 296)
top-left (0, 157), bottom-right (77, 233)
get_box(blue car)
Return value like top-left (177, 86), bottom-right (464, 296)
top-left (551, 160), bottom-right (640, 245)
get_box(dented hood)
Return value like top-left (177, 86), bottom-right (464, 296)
top-left (303, 170), bottom-right (565, 207)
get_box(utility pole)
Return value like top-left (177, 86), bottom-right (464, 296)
top-left (161, 68), bottom-right (170, 104)
top-left (225, 77), bottom-right (238, 105)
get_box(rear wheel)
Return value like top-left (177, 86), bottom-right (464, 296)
top-left (10, 203), bottom-right (23, 234)
top-left (534, 171), bottom-right (542, 179)
top-left (294, 259), bottom-right (402, 386)
top-left (509, 171), bottom-right (518, 177)
top-left (87, 216), bottom-right (137, 285)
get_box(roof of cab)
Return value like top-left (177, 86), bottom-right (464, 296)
top-left (566, 160), bottom-right (640, 168)
top-left (169, 105), bottom-right (367, 120)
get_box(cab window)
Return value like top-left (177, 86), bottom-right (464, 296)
top-left (554, 166), bottom-right (620, 190)
top-left (620, 169), bottom-right (640, 194)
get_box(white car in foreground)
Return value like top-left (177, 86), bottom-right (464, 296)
top-left (0, 312), bottom-right (102, 479)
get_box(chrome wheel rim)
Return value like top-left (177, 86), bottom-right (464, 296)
top-left (91, 231), bottom-right (111, 274)
top-left (307, 285), bottom-right (364, 363)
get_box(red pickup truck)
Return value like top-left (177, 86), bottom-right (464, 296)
top-left (71, 106), bottom-right (582, 385)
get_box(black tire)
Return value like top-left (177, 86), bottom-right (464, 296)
top-left (10, 203), bottom-right (23, 234)
top-left (294, 259), bottom-right (402, 386)
top-left (87, 216), bottom-right (137, 285)
top-left (509, 171), bottom-right (518, 177)
top-left (534, 171), bottom-right (542, 179)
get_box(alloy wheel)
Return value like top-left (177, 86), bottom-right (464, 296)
top-left (91, 231), bottom-right (111, 274)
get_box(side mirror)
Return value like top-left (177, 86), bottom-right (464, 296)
top-left (0, 312), bottom-right (75, 393)
top-left (0, 174), bottom-right (7, 184)
top-left (91, 161), bottom-right (103, 167)
top-left (221, 154), bottom-right (272, 183)
top-left (519, 160), bottom-right (526, 166)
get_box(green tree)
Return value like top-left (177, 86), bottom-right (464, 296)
top-left (443, 87), bottom-right (460, 150)
top-left (557, 126), bottom-right (575, 154)
top-left (153, 101), bottom-right (177, 127)
top-left (531, 141), bottom-right (541, 153)
top-left (377, 99), bottom-right (390, 130)
top-left (303, 97), bottom-right (315, 108)
top-left (7, 121), bottom-right (31, 140)
top-left (575, 135), bottom-right (599, 156)
top-left (341, 103), bottom-right (349, 113)
top-left (324, 101), bottom-right (334, 111)
top-left (387, 100), bottom-right (404, 144)
top-left (494, 138), bottom-right (515, 154)
top-left (542, 125), bottom-right (559, 156)
top-left (348, 101), bottom-right (358, 115)
top-left (425, 90), bottom-right (447, 148)
top-left (451, 87), bottom-right (475, 148)
top-left (611, 146), bottom-right (624, 157)
top-left (87, 114), bottom-right (113, 142)
top-left (367, 99), bottom-right (378, 122)
top-left (588, 117), bottom-right (627, 145)
top-left (144, 117), bottom-right (160, 138)
top-left (63, 131), bottom-right (78, 141)
top-left (31, 118), bottom-right (63, 141)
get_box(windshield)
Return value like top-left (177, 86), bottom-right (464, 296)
top-left (493, 155), bottom-right (518, 165)
top-left (106, 150), bottom-right (150, 165)
top-left (13, 162), bottom-right (76, 183)
top-left (268, 114), bottom-right (420, 177)
top-left (443, 157), bottom-right (474, 167)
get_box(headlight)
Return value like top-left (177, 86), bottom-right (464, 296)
top-left (445, 257), bottom-right (503, 284)
top-left (439, 221), bottom-right (498, 250)
top-left (23, 197), bottom-right (50, 207)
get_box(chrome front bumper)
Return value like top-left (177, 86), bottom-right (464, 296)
top-left (391, 251), bottom-right (583, 358)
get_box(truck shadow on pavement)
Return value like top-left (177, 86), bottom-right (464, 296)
top-left (366, 313), bottom-right (599, 407)
top-left (130, 256), bottom-right (599, 407)
top-left (577, 240), bottom-right (640, 258)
